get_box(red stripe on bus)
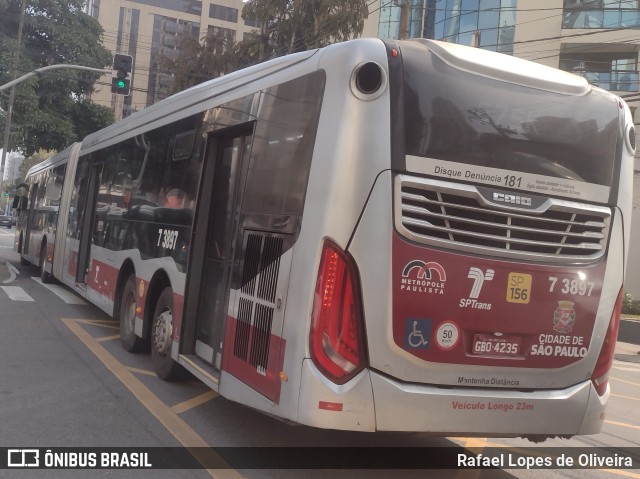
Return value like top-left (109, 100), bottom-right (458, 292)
top-left (222, 315), bottom-right (285, 405)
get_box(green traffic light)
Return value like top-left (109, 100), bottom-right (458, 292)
top-left (118, 80), bottom-right (125, 89)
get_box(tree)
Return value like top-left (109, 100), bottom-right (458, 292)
top-left (242, 0), bottom-right (370, 60)
top-left (159, 29), bottom-right (240, 94)
top-left (18, 148), bottom-right (55, 182)
top-left (0, 0), bottom-right (115, 156)
top-left (162, 0), bottom-right (369, 92)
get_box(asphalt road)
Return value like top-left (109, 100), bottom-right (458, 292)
top-left (0, 226), bottom-right (638, 479)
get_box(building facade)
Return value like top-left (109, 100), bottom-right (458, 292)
top-left (364, 0), bottom-right (640, 297)
top-left (3, 152), bottom-right (23, 183)
top-left (86, 0), bottom-right (256, 120)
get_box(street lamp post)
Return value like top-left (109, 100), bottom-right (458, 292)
top-left (0, 0), bottom-right (27, 191)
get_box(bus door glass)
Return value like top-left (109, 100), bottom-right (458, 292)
top-left (23, 181), bottom-right (39, 255)
top-left (193, 132), bottom-right (252, 368)
top-left (76, 162), bottom-right (103, 284)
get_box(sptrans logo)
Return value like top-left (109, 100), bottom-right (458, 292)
top-left (401, 260), bottom-right (446, 295)
top-left (459, 267), bottom-right (494, 310)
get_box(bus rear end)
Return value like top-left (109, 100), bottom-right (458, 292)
top-left (300, 39), bottom-right (634, 439)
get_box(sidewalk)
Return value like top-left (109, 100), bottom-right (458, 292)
top-left (615, 340), bottom-right (640, 364)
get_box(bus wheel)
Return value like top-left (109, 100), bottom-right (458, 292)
top-left (39, 243), bottom-right (52, 283)
top-left (151, 287), bottom-right (182, 380)
top-left (119, 274), bottom-right (144, 352)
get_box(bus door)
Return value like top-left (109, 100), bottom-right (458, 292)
top-left (75, 162), bottom-right (102, 285)
top-left (22, 182), bottom-right (39, 255)
top-left (186, 128), bottom-right (253, 371)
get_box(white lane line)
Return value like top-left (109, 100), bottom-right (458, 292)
top-left (31, 277), bottom-right (87, 305)
top-left (3, 263), bottom-right (18, 284)
top-left (0, 286), bottom-right (35, 301)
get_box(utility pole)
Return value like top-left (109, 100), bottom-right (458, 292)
top-left (0, 0), bottom-right (27, 189)
top-left (399, 0), bottom-right (410, 40)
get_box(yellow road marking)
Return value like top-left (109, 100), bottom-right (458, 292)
top-left (600, 469), bottom-right (640, 478)
top-left (610, 377), bottom-right (640, 388)
top-left (172, 391), bottom-right (219, 414)
top-left (97, 334), bottom-right (120, 342)
top-left (605, 419), bottom-right (640, 431)
top-left (472, 442), bottom-right (640, 478)
top-left (62, 318), bottom-right (244, 479)
top-left (611, 393), bottom-right (640, 401)
top-left (454, 438), bottom-right (486, 479)
top-left (126, 366), bottom-right (157, 377)
top-left (73, 318), bottom-right (120, 330)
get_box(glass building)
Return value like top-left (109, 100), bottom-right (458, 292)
top-left (377, 0), bottom-right (517, 54)
top-left (562, 0), bottom-right (640, 29)
top-left (429, 0), bottom-right (516, 53)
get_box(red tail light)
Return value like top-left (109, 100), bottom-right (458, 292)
top-left (310, 240), bottom-right (367, 385)
top-left (591, 289), bottom-right (623, 396)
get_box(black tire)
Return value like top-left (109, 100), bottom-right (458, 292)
top-left (119, 274), bottom-right (145, 352)
top-left (151, 286), bottom-right (183, 380)
top-left (39, 242), bottom-right (53, 283)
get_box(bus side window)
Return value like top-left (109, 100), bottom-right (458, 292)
top-left (114, 139), bottom-right (145, 209)
top-left (242, 71), bottom-right (324, 218)
top-left (136, 130), bottom-right (169, 207)
top-left (12, 185), bottom-right (29, 211)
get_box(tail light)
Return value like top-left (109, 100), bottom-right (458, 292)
top-left (591, 289), bottom-right (623, 396)
top-left (310, 240), bottom-right (367, 384)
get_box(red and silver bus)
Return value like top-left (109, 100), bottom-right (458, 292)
top-left (15, 38), bottom-right (634, 440)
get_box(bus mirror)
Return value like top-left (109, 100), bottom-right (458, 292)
top-left (13, 195), bottom-right (27, 211)
top-left (12, 184), bottom-right (28, 210)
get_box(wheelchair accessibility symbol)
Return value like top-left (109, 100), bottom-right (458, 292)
top-left (404, 319), bottom-right (432, 350)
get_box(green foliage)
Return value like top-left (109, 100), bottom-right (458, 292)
top-left (159, 30), bottom-right (239, 94)
top-left (622, 292), bottom-right (640, 316)
top-left (242, 0), bottom-right (370, 56)
top-left (162, 0), bottom-right (369, 92)
top-left (0, 0), bottom-right (115, 155)
top-left (18, 148), bottom-right (55, 181)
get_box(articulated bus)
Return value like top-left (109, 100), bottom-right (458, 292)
top-left (15, 39), bottom-right (634, 439)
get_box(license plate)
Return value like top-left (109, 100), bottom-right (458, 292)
top-left (472, 334), bottom-right (521, 356)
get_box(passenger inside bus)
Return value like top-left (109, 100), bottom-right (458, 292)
top-left (163, 188), bottom-right (185, 208)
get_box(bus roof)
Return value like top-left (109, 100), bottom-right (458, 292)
top-left (26, 143), bottom-right (78, 178)
top-left (80, 48), bottom-right (323, 154)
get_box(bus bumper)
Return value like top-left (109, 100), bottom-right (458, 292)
top-left (297, 359), bottom-right (607, 436)
top-left (370, 371), bottom-right (607, 436)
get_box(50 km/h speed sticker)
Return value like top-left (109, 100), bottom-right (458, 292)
top-left (435, 321), bottom-right (460, 350)
top-left (507, 272), bottom-right (532, 304)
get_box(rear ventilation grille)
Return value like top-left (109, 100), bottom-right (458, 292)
top-left (234, 233), bottom-right (284, 373)
top-left (395, 176), bottom-right (611, 264)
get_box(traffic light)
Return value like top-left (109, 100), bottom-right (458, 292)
top-left (111, 53), bottom-right (133, 95)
